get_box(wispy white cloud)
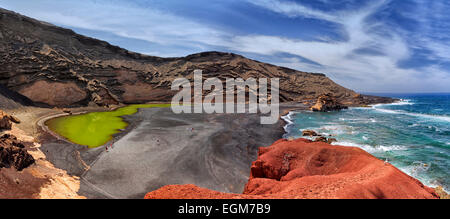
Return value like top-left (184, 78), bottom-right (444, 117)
top-left (402, 0), bottom-right (450, 61)
top-left (1, 0), bottom-right (449, 92)
top-left (248, 0), bottom-right (336, 21)
top-left (234, 0), bottom-right (450, 92)
top-left (0, 0), bottom-right (229, 52)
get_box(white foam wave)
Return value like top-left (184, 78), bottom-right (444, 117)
top-left (399, 165), bottom-right (449, 193)
top-left (371, 99), bottom-right (450, 122)
top-left (399, 162), bottom-right (430, 178)
top-left (317, 124), bottom-right (353, 135)
top-left (332, 141), bottom-right (407, 153)
top-left (339, 117), bottom-right (376, 123)
top-left (373, 108), bottom-right (450, 123)
top-left (281, 111), bottom-right (296, 132)
top-left (390, 99), bottom-right (415, 106)
top-left (371, 99), bottom-right (414, 107)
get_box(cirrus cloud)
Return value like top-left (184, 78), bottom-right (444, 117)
top-left (0, 0), bottom-right (449, 92)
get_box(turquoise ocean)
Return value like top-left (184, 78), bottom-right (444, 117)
top-left (282, 93), bottom-right (450, 191)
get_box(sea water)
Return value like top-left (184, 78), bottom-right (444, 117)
top-left (282, 93), bottom-right (450, 191)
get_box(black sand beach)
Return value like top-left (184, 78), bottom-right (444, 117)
top-left (38, 103), bottom-right (307, 198)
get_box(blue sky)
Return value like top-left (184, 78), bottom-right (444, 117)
top-left (1, 0), bottom-right (449, 93)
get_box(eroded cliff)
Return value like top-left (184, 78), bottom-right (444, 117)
top-left (0, 8), bottom-right (392, 107)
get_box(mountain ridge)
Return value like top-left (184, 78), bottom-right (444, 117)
top-left (0, 8), bottom-right (393, 107)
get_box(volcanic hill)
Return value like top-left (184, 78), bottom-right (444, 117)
top-left (0, 8), bottom-right (392, 107)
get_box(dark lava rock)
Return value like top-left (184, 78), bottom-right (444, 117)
top-left (0, 116), bottom-right (11, 130)
top-left (8, 115), bottom-right (20, 124)
top-left (0, 110), bottom-right (21, 130)
top-left (302, 130), bottom-right (319, 137)
top-left (314, 136), bottom-right (329, 143)
top-left (327, 138), bottom-right (338, 144)
top-left (0, 134), bottom-right (35, 171)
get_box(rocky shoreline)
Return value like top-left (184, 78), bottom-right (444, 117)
top-left (142, 100), bottom-right (449, 199)
top-left (145, 138), bottom-right (441, 199)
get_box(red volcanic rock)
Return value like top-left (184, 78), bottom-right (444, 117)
top-left (145, 138), bottom-right (440, 199)
top-left (144, 184), bottom-right (251, 199)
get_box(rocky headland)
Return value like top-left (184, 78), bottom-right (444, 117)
top-left (310, 93), bottom-right (348, 112)
top-left (145, 138), bottom-right (441, 199)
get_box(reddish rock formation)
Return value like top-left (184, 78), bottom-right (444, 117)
top-left (145, 138), bottom-right (439, 199)
top-left (311, 93), bottom-right (348, 112)
top-left (0, 134), bottom-right (35, 171)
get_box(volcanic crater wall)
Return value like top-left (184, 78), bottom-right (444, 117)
top-left (0, 8), bottom-right (385, 108)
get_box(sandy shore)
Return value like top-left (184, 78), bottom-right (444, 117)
top-left (28, 103), bottom-right (307, 198)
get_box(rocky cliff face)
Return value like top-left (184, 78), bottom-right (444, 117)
top-left (0, 8), bottom-right (392, 107)
top-left (145, 138), bottom-right (440, 199)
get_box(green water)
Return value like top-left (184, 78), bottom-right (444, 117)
top-left (45, 104), bottom-right (171, 148)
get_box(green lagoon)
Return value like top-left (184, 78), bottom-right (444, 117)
top-left (45, 104), bottom-right (171, 148)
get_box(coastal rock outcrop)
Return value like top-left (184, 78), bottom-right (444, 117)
top-left (0, 134), bottom-right (35, 171)
top-left (302, 130), bottom-right (319, 136)
top-left (312, 136), bottom-right (329, 143)
top-left (311, 93), bottom-right (348, 112)
top-left (326, 137), bottom-right (337, 144)
top-left (145, 138), bottom-right (439, 199)
top-left (302, 130), bottom-right (337, 144)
